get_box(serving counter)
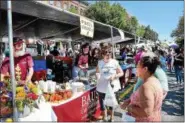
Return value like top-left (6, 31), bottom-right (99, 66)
top-left (18, 87), bottom-right (101, 122)
top-left (52, 87), bottom-right (101, 122)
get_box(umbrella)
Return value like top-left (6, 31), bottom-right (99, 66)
top-left (169, 43), bottom-right (179, 49)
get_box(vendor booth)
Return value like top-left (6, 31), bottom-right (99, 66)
top-left (0, 1), bottom-right (138, 122)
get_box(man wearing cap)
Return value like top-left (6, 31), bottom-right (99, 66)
top-left (0, 37), bottom-right (34, 85)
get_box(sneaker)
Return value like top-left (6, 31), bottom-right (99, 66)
top-left (98, 117), bottom-right (107, 122)
top-left (101, 118), bottom-right (108, 122)
top-left (108, 119), bottom-right (114, 122)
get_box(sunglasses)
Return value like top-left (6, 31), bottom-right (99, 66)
top-left (103, 51), bottom-right (112, 55)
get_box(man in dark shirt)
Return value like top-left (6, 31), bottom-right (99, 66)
top-left (50, 46), bottom-right (60, 56)
top-left (174, 48), bottom-right (184, 84)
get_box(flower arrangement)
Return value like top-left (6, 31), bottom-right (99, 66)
top-left (0, 77), bottom-right (13, 118)
top-left (0, 74), bottom-right (39, 118)
top-left (15, 83), bottom-right (39, 113)
top-left (14, 65), bottom-right (39, 114)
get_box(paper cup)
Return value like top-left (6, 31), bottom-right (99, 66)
top-left (50, 81), bottom-right (56, 93)
top-left (43, 82), bottom-right (48, 93)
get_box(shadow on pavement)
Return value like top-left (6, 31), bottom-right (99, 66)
top-left (162, 88), bottom-right (184, 116)
top-left (114, 111), bottom-right (122, 118)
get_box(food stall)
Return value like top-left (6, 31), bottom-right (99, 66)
top-left (0, 1), bottom-right (123, 122)
top-left (1, 0), bottom-right (148, 121)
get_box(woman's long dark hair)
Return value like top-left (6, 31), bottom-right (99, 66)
top-left (140, 52), bottom-right (160, 74)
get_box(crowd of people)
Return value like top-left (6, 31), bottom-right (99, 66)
top-left (94, 43), bottom-right (184, 122)
top-left (0, 38), bottom-right (184, 122)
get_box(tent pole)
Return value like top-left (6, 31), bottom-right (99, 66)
top-left (41, 27), bottom-right (79, 39)
top-left (7, 0), bottom-right (17, 121)
top-left (135, 35), bottom-right (136, 45)
top-left (110, 26), bottom-right (115, 59)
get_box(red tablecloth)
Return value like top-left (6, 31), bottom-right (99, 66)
top-left (52, 87), bottom-right (101, 122)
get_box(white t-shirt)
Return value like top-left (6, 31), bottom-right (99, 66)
top-left (96, 59), bottom-right (121, 93)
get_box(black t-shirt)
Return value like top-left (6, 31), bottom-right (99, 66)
top-left (174, 54), bottom-right (184, 66)
top-left (50, 50), bottom-right (60, 56)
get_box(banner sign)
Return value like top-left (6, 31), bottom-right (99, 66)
top-left (80, 16), bottom-right (94, 38)
top-left (52, 87), bottom-right (101, 122)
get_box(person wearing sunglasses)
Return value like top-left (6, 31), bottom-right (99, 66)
top-left (0, 37), bottom-right (34, 86)
top-left (96, 45), bottom-right (123, 122)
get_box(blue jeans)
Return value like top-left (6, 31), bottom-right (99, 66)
top-left (174, 65), bottom-right (183, 83)
top-left (97, 92), bottom-right (113, 111)
top-left (78, 69), bottom-right (88, 78)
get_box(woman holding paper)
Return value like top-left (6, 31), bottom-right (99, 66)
top-left (96, 44), bottom-right (123, 122)
top-left (120, 52), bottom-right (163, 122)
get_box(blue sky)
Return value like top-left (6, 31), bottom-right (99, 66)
top-left (89, 1), bottom-right (184, 41)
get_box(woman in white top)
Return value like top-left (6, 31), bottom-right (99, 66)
top-left (96, 45), bottom-right (123, 122)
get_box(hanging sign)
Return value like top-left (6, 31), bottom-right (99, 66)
top-left (80, 16), bottom-right (94, 38)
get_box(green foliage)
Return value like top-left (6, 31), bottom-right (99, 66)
top-left (176, 38), bottom-right (184, 47)
top-left (85, 1), bottom-right (130, 30)
top-left (124, 16), bottom-right (139, 33)
top-left (136, 25), bottom-right (146, 37)
top-left (85, 1), bottom-right (110, 23)
top-left (143, 25), bottom-right (158, 41)
top-left (171, 15), bottom-right (184, 47)
top-left (109, 3), bottom-right (128, 29)
top-left (68, 6), bottom-right (78, 14)
top-left (85, 1), bottom-right (158, 41)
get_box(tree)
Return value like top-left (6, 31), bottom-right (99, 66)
top-left (143, 25), bottom-right (151, 40)
top-left (85, 1), bottom-right (158, 41)
top-left (109, 3), bottom-right (128, 29)
top-left (85, 1), bottom-right (111, 23)
top-left (85, 1), bottom-right (130, 30)
top-left (143, 25), bottom-right (158, 41)
top-left (68, 6), bottom-right (78, 14)
top-left (171, 15), bottom-right (184, 47)
top-left (136, 25), bottom-right (146, 38)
